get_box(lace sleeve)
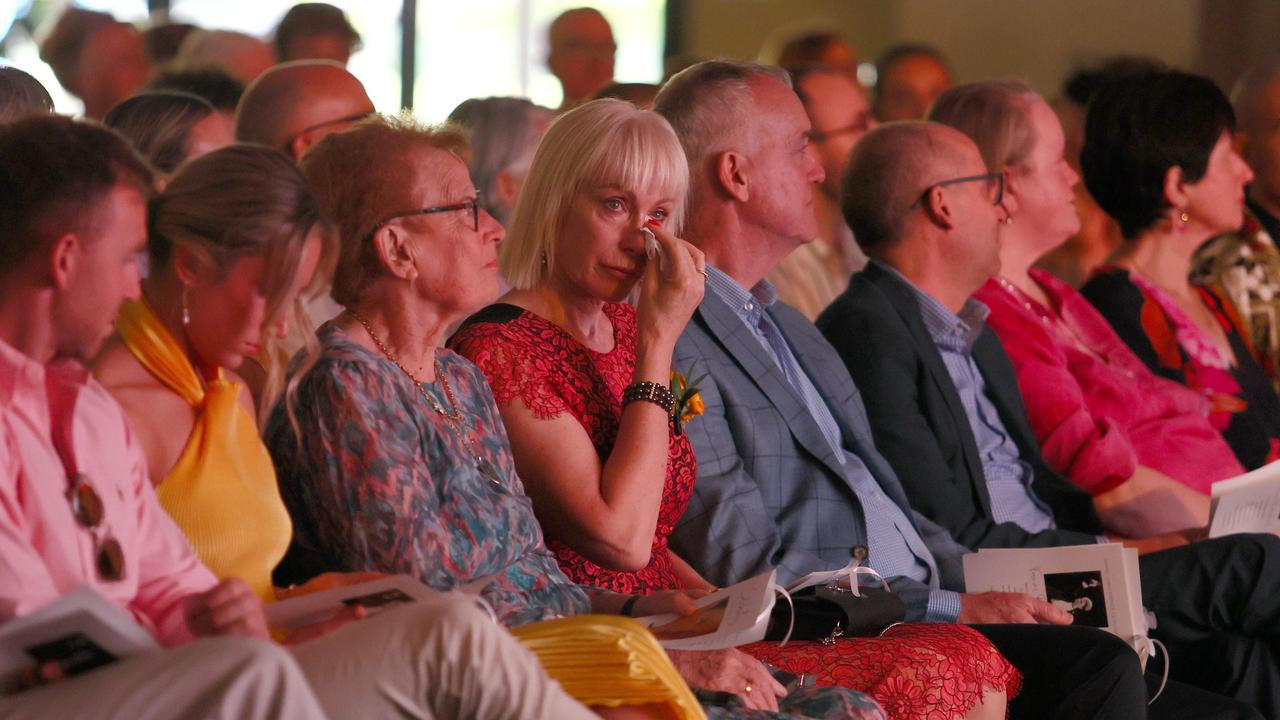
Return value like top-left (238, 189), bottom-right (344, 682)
top-left (451, 322), bottom-right (571, 420)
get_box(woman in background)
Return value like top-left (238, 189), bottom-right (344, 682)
top-left (1078, 70), bottom-right (1280, 471)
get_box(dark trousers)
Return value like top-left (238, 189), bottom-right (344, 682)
top-left (1149, 677), bottom-right (1264, 720)
top-left (1141, 533), bottom-right (1280, 717)
top-left (976, 624), bottom-right (1261, 719)
top-left (974, 624), bottom-right (1145, 719)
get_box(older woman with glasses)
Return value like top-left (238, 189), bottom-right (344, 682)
top-left (264, 114), bottom-right (885, 720)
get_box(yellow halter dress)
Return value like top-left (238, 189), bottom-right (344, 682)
top-left (117, 298), bottom-right (291, 603)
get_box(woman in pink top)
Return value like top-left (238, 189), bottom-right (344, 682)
top-left (928, 81), bottom-right (1243, 538)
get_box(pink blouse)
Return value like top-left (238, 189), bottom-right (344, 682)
top-left (0, 339), bottom-right (216, 647)
top-left (975, 269), bottom-right (1244, 495)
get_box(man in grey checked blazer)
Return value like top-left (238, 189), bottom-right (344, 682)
top-left (651, 59), bottom-right (1264, 720)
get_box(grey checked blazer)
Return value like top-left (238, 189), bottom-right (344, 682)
top-left (669, 289), bottom-right (972, 621)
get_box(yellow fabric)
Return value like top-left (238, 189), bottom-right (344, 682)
top-left (117, 299), bottom-right (292, 603)
top-left (512, 615), bottom-right (705, 720)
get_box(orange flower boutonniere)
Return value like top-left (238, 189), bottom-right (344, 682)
top-left (669, 368), bottom-right (707, 435)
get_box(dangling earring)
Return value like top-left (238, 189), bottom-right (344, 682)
top-left (1174, 209), bottom-right (1190, 234)
top-left (1002, 216), bottom-right (1014, 225)
top-left (181, 286), bottom-right (190, 327)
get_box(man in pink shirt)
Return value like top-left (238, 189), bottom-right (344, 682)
top-left (0, 117), bottom-right (597, 719)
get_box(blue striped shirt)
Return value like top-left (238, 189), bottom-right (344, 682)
top-left (876, 262), bottom-right (1057, 533)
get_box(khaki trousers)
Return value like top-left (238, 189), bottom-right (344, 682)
top-left (0, 635), bottom-right (327, 720)
top-left (290, 593), bottom-right (598, 720)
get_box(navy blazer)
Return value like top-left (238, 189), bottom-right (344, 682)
top-left (670, 287), bottom-right (970, 621)
top-left (816, 262), bottom-right (1102, 550)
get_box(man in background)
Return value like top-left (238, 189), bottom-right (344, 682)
top-left (547, 7), bottom-right (616, 111)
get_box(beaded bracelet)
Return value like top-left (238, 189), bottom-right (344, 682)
top-left (622, 380), bottom-right (675, 414)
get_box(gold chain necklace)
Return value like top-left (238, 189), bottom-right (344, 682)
top-left (349, 311), bottom-right (503, 487)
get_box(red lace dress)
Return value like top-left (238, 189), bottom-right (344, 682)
top-left (452, 302), bottom-right (1020, 720)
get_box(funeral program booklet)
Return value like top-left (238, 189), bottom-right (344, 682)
top-left (0, 586), bottom-right (158, 694)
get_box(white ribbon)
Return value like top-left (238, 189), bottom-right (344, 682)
top-left (1133, 635), bottom-right (1169, 704)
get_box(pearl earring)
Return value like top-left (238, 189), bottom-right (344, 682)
top-left (181, 286), bottom-right (190, 327)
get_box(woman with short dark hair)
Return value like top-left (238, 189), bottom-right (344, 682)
top-left (1078, 70), bottom-right (1280, 470)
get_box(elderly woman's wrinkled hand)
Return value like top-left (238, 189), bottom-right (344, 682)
top-left (636, 220), bottom-right (706, 347)
top-left (665, 647), bottom-right (787, 712)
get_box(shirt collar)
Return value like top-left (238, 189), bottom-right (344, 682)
top-left (872, 259), bottom-right (989, 351)
top-left (705, 265), bottom-right (777, 323)
top-left (0, 336), bottom-right (48, 408)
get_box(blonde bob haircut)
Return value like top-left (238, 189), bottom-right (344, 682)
top-left (927, 81), bottom-right (1040, 174)
top-left (501, 98), bottom-right (689, 290)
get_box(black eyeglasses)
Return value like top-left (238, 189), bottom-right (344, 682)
top-left (913, 172), bottom-right (1005, 207)
top-left (67, 473), bottom-right (125, 582)
top-left (362, 196), bottom-right (481, 242)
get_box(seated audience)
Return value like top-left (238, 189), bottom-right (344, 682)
top-left (547, 7), bottom-right (617, 111)
top-left (767, 65), bottom-right (873, 320)
top-left (448, 96), bottom-right (553, 227)
top-left (174, 29), bottom-right (276, 85)
top-left (38, 7), bottom-right (151, 118)
top-left (262, 115), bottom-right (858, 719)
top-left (104, 91), bottom-right (234, 179)
top-left (1078, 71), bottom-right (1280, 470)
top-left (0, 66), bottom-right (54, 124)
top-left (147, 65), bottom-right (246, 115)
top-left (0, 115), bottom-right (594, 720)
top-left (655, 59), bottom-right (1174, 720)
top-left (273, 3), bottom-right (362, 65)
top-left (816, 119), bottom-right (1280, 717)
top-left (761, 30), bottom-right (860, 87)
top-left (872, 44), bottom-right (952, 122)
top-left (927, 81), bottom-right (1242, 538)
top-left (452, 97), bottom-right (1017, 720)
top-left (1194, 55), bottom-right (1280, 393)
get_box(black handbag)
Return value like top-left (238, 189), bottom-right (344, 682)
top-left (763, 585), bottom-right (906, 644)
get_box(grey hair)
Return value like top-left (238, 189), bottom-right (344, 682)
top-left (653, 59), bottom-right (790, 210)
top-left (1233, 54), bottom-right (1280, 131)
top-left (448, 97), bottom-right (553, 226)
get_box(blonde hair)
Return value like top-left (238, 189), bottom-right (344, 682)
top-left (501, 99), bottom-right (688, 290)
top-left (299, 113), bottom-right (468, 308)
top-left (149, 143), bottom-right (332, 421)
top-left (927, 81), bottom-right (1040, 173)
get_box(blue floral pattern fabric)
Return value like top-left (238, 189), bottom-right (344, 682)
top-left (265, 323), bottom-right (590, 627)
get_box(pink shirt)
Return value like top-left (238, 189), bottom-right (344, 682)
top-left (975, 270), bottom-right (1244, 495)
top-left (0, 339), bottom-right (216, 647)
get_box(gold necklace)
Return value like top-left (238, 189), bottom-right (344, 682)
top-left (349, 311), bottom-right (503, 487)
